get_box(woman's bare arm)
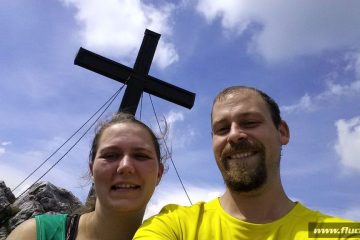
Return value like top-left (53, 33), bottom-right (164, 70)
top-left (6, 218), bottom-right (37, 240)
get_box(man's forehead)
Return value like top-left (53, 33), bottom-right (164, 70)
top-left (215, 89), bottom-right (262, 106)
top-left (211, 90), bottom-right (269, 122)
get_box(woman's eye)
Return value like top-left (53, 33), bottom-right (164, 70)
top-left (101, 152), bottom-right (118, 160)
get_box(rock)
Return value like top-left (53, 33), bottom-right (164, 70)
top-left (0, 181), bottom-right (16, 234)
top-left (0, 181), bottom-right (83, 239)
top-left (0, 181), bottom-right (15, 212)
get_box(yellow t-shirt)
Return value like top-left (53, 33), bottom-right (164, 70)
top-left (134, 198), bottom-right (359, 240)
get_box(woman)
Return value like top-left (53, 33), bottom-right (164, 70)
top-left (7, 113), bottom-right (165, 240)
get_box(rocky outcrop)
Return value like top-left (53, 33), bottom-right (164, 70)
top-left (0, 182), bottom-right (15, 209)
top-left (0, 181), bottom-right (83, 239)
top-left (0, 181), bottom-right (15, 220)
top-left (0, 181), bottom-right (16, 239)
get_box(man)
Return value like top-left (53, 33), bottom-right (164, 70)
top-left (134, 86), bottom-right (357, 239)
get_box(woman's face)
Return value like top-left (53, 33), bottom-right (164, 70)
top-left (90, 122), bottom-right (163, 213)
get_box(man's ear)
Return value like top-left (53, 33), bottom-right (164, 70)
top-left (279, 120), bottom-right (290, 145)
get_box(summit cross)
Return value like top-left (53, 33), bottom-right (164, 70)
top-left (74, 29), bottom-right (195, 115)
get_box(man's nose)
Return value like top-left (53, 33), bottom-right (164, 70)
top-left (117, 156), bottom-right (135, 175)
top-left (227, 123), bottom-right (248, 144)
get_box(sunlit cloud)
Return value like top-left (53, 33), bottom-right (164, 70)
top-left (166, 110), bottom-right (184, 126)
top-left (1, 141), bottom-right (12, 146)
top-left (61, 0), bottom-right (179, 68)
top-left (342, 207), bottom-right (360, 221)
top-left (281, 94), bottom-right (314, 114)
top-left (0, 141), bottom-right (12, 156)
top-left (164, 110), bottom-right (197, 149)
top-left (196, 0), bottom-right (360, 62)
top-left (0, 136), bottom-right (89, 198)
top-left (335, 116), bottom-right (360, 172)
top-left (345, 51), bottom-right (360, 79)
top-left (282, 79), bottom-right (360, 114)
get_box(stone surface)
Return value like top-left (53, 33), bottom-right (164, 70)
top-left (0, 181), bottom-right (83, 239)
top-left (0, 181), bottom-right (15, 212)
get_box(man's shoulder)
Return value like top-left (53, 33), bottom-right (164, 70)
top-left (293, 204), bottom-right (359, 239)
top-left (291, 202), bottom-right (353, 223)
top-left (157, 198), bottom-right (219, 216)
top-left (135, 199), bottom-right (221, 239)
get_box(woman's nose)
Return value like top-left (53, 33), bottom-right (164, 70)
top-left (116, 156), bottom-right (135, 175)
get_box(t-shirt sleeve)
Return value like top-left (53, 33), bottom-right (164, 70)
top-left (134, 204), bottom-right (181, 240)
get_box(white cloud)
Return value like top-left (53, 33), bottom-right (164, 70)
top-left (0, 141), bottom-right (10, 156)
top-left (196, 0), bottom-right (360, 62)
top-left (281, 94), bottom-right (314, 114)
top-left (0, 164), bottom-right (29, 193)
top-left (345, 52), bottom-right (360, 79)
top-left (161, 110), bottom-right (197, 149)
top-left (324, 206), bottom-right (360, 221)
top-left (61, 0), bottom-right (178, 68)
top-left (335, 116), bottom-right (360, 172)
top-left (0, 135), bottom-right (90, 198)
top-left (282, 80), bottom-right (360, 114)
top-left (144, 182), bottom-right (223, 219)
top-left (1, 141), bottom-right (12, 146)
top-left (196, 0), bottom-right (252, 36)
top-left (320, 80), bottom-right (360, 99)
top-left (150, 110), bottom-right (184, 137)
top-left (166, 110), bottom-right (185, 126)
top-left (0, 148), bottom-right (5, 156)
top-left (342, 207), bottom-right (360, 221)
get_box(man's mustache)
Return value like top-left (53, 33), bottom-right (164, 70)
top-left (221, 139), bottom-right (261, 160)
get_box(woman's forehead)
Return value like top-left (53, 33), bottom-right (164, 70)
top-left (101, 122), bottom-right (152, 141)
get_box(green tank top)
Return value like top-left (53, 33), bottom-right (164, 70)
top-left (35, 214), bottom-right (68, 240)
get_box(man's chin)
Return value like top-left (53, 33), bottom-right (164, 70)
top-left (226, 182), bottom-right (265, 193)
top-left (223, 171), bottom-right (267, 193)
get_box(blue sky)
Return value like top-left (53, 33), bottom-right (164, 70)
top-left (1, 0), bottom-right (359, 220)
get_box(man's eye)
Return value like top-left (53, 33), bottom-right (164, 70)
top-left (242, 121), bottom-right (259, 128)
top-left (214, 126), bottom-right (229, 135)
top-left (135, 154), bottom-right (151, 161)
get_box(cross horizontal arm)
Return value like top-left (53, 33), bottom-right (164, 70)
top-left (74, 47), bottom-right (195, 109)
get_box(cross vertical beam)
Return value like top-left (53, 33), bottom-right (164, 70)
top-left (119, 29), bottom-right (160, 114)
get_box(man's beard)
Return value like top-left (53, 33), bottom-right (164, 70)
top-left (218, 139), bottom-right (267, 192)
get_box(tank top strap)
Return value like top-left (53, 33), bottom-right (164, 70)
top-left (65, 214), bottom-right (80, 240)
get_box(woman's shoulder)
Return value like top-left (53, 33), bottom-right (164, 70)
top-left (6, 218), bottom-right (37, 240)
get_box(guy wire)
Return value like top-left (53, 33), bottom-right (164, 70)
top-left (15, 85), bottom-right (125, 199)
top-left (148, 94), bottom-right (193, 205)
